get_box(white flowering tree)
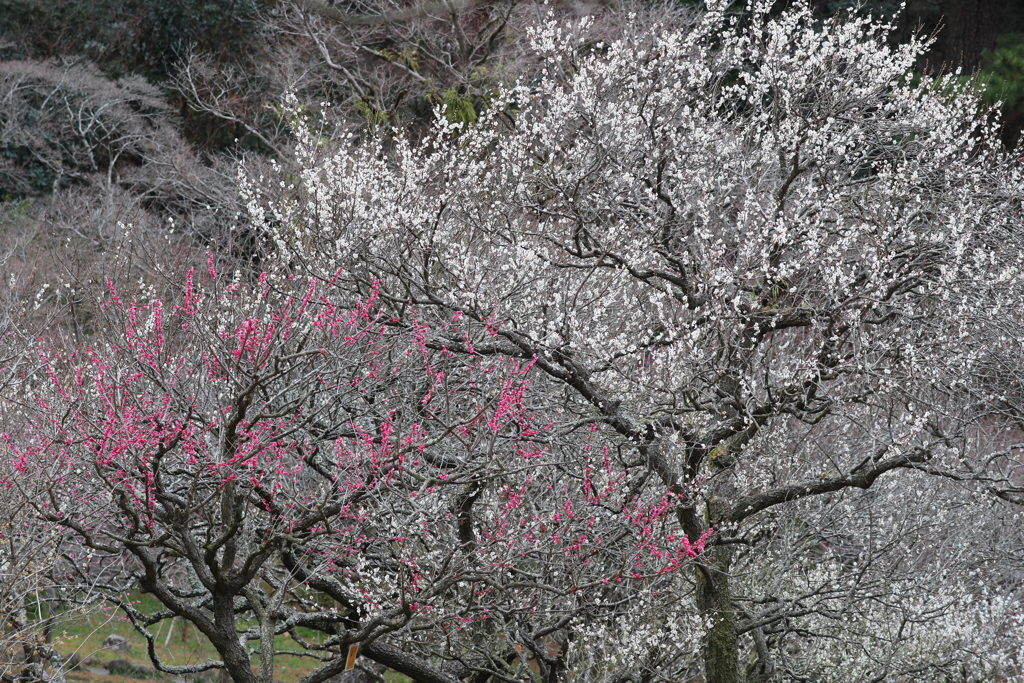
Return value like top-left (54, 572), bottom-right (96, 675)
top-left (243, 1), bottom-right (1024, 680)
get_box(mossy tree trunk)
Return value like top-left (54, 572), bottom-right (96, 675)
top-left (697, 546), bottom-right (739, 683)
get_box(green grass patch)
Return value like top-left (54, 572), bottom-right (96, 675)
top-left (51, 594), bottom-right (410, 682)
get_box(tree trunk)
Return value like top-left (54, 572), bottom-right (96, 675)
top-left (697, 547), bottom-right (739, 683)
top-left (943, 0), bottom-right (1005, 72)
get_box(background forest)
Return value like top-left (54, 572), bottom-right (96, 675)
top-left (4, 1), bottom-right (1024, 683)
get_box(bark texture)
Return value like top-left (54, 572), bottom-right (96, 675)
top-left (943, 0), bottom-right (1004, 71)
top-left (698, 548), bottom-right (739, 683)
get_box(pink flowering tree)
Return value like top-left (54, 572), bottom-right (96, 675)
top-left (6, 261), bottom-right (712, 683)
top-left (244, 1), bottom-right (1024, 680)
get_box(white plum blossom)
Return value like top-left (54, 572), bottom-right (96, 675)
top-left (245, 1), bottom-right (1024, 680)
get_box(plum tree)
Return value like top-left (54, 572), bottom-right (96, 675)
top-left (7, 262), bottom-right (711, 683)
top-left (244, 1), bottom-right (1024, 679)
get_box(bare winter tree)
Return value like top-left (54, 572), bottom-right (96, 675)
top-left (173, 0), bottom-right (693, 143)
top-left (0, 57), bottom-right (244, 247)
top-left (0, 60), bottom-right (175, 196)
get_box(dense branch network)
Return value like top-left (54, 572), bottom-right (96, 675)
top-left (3, 1), bottom-right (1024, 682)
